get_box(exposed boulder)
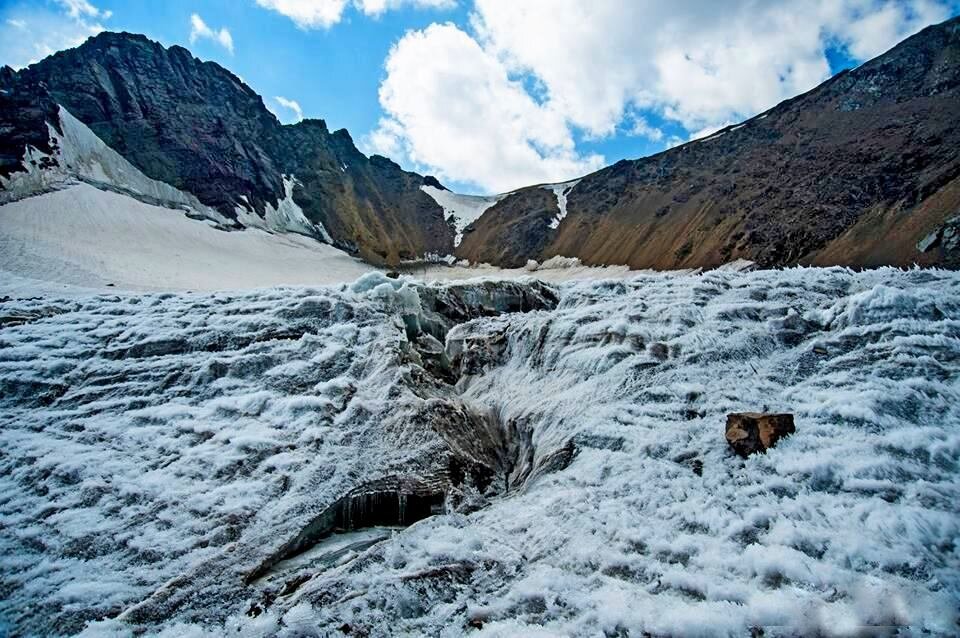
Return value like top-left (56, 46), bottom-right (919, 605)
top-left (726, 412), bottom-right (796, 458)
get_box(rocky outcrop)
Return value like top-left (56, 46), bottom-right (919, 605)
top-left (726, 413), bottom-right (796, 457)
top-left (457, 16), bottom-right (960, 270)
top-left (1, 32), bottom-right (453, 264)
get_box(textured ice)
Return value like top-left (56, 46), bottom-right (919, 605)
top-left (1, 267), bottom-right (958, 637)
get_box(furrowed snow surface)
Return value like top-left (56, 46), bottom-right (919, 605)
top-left (1, 268), bottom-right (958, 636)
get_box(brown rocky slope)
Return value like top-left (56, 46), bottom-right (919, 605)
top-left (457, 16), bottom-right (960, 269)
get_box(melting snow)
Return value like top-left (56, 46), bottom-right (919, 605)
top-left (544, 179), bottom-right (581, 229)
top-left (420, 185), bottom-right (503, 246)
top-left (234, 174), bottom-right (334, 243)
top-left (0, 267), bottom-right (957, 636)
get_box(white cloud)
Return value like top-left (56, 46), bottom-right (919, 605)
top-left (627, 116), bottom-right (664, 142)
top-left (369, 23), bottom-right (603, 193)
top-left (370, 0), bottom-right (953, 191)
top-left (273, 96), bottom-right (304, 122)
top-left (254, 0), bottom-right (454, 29)
top-left (0, 0), bottom-right (107, 69)
top-left (254, 0), bottom-right (350, 29)
top-left (357, 0), bottom-right (456, 17)
top-left (840, 0), bottom-right (952, 59)
top-left (471, 0), bottom-right (953, 135)
top-left (189, 14), bottom-right (234, 54)
top-left (57, 0), bottom-right (102, 20)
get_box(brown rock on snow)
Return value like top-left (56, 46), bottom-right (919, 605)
top-left (726, 412), bottom-right (795, 458)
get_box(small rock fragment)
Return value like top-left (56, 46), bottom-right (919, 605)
top-left (725, 412), bottom-right (795, 457)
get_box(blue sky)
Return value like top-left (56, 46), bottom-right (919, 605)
top-left (1, 1), bottom-right (958, 194)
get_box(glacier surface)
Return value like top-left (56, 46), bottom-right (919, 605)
top-left (0, 268), bottom-right (958, 637)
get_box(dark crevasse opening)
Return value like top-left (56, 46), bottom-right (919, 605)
top-left (245, 478), bottom-right (446, 584)
top-left (334, 489), bottom-right (446, 530)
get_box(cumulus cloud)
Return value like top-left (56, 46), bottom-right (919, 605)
top-left (627, 116), bottom-right (664, 142)
top-left (368, 23), bottom-right (603, 193)
top-left (254, 0), bottom-right (349, 29)
top-left (357, 0), bottom-right (456, 17)
top-left (255, 0), bottom-right (455, 29)
top-left (370, 0), bottom-right (954, 192)
top-left (0, 0), bottom-right (107, 69)
top-left (189, 13), bottom-right (234, 54)
top-left (471, 0), bottom-right (954, 133)
top-left (273, 96), bottom-right (304, 122)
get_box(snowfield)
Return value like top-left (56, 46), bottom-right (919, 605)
top-left (0, 184), bottom-right (373, 291)
top-left (1, 267), bottom-right (958, 637)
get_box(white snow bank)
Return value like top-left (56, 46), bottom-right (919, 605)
top-left (420, 185), bottom-right (503, 246)
top-left (0, 184), bottom-right (372, 290)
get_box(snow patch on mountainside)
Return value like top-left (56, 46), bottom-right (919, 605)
top-left (420, 185), bottom-right (503, 246)
top-left (0, 107), bottom-right (228, 225)
top-left (235, 175), bottom-right (334, 243)
top-left (544, 179), bottom-right (580, 229)
top-left (0, 184), bottom-right (372, 290)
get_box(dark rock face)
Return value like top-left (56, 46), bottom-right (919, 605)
top-left (0, 66), bottom-right (60, 179)
top-left (2, 32), bottom-right (453, 264)
top-left (457, 187), bottom-right (560, 267)
top-left (457, 16), bottom-right (960, 270)
top-left (726, 413), bottom-right (796, 458)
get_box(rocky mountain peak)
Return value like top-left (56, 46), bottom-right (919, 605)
top-left (1, 30), bottom-right (454, 264)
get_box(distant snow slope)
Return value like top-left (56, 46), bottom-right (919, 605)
top-left (1, 106), bottom-right (331, 243)
top-left (0, 184), bottom-right (372, 290)
top-left (1, 268), bottom-right (957, 636)
top-left (420, 185), bottom-right (503, 246)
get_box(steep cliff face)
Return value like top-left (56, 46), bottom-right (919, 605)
top-left (2, 32), bottom-right (453, 264)
top-left (458, 17), bottom-right (960, 269)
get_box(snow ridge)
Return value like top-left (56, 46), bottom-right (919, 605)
top-left (235, 175), bottom-right (334, 243)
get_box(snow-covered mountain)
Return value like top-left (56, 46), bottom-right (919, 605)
top-left (0, 32), bottom-right (453, 266)
top-left (1, 268), bottom-right (957, 636)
